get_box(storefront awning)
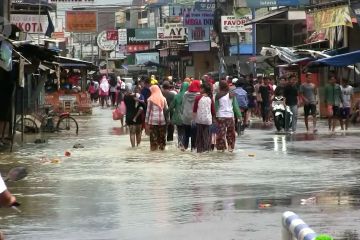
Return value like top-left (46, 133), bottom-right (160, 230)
top-left (54, 56), bottom-right (97, 70)
top-left (245, 9), bottom-right (288, 25)
top-left (309, 50), bottom-right (360, 67)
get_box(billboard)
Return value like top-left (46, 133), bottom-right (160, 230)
top-left (135, 52), bottom-right (159, 65)
top-left (11, 14), bottom-right (49, 34)
top-left (135, 28), bottom-right (157, 40)
top-left (158, 23), bottom-right (188, 40)
top-left (235, 0), bottom-right (309, 7)
top-left (65, 11), bottom-right (97, 33)
top-left (118, 29), bottom-right (127, 45)
top-left (221, 15), bottom-right (252, 33)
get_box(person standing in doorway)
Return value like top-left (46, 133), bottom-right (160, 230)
top-left (340, 79), bottom-right (354, 130)
top-left (145, 85), bottom-right (168, 151)
top-left (300, 73), bottom-right (318, 133)
top-left (284, 75), bottom-right (299, 133)
top-left (324, 75), bottom-right (344, 132)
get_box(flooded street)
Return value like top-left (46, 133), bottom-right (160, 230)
top-left (1, 107), bottom-right (360, 240)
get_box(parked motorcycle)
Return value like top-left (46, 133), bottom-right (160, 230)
top-left (272, 96), bottom-right (293, 132)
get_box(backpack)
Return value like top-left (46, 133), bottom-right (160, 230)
top-left (196, 96), bottom-right (212, 125)
top-left (234, 88), bottom-right (248, 109)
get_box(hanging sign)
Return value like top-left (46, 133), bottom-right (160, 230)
top-left (183, 10), bottom-right (214, 26)
top-left (312, 5), bottom-right (353, 31)
top-left (97, 31), bottom-right (117, 51)
top-left (188, 26), bottom-right (210, 42)
top-left (158, 23), bottom-right (188, 40)
top-left (194, 2), bottom-right (216, 11)
top-left (221, 15), bottom-right (252, 33)
top-left (118, 29), bottom-right (127, 45)
top-left (11, 14), bottom-right (49, 33)
top-left (106, 30), bottom-right (118, 41)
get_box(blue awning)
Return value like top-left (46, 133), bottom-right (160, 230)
top-left (309, 50), bottom-right (360, 67)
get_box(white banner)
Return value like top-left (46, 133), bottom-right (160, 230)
top-left (221, 15), bottom-right (252, 33)
top-left (157, 23), bottom-right (188, 40)
top-left (11, 14), bottom-right (49, 34)
top-left (118, 29), bottom-right (127, 45)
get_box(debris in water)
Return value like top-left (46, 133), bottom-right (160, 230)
top-left (301, 197), bottom-right (316, 205)
top-left (73, 143), bottom-right (84, 149)
top-left (34, 139), bottom-right (46, 144)
top-left (65, 151), bottom-right (71, 157)
top-left (248, 154), bottom-right (255, 157)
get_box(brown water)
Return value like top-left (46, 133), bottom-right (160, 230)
top-left (1, 107), bottom-right (360, 240)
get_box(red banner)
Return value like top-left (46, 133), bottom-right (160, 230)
top-left (106, 30), bottom-right (118, 41)
top-left (126, 45), bottom-right (150, 53)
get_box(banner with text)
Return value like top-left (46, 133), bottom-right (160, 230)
top-left (158, 23), bottom-right (188, 40)
top-left (135, 52), bottom-right (160, 65)
top-left (221, 15), bottom-right (252, 33)
top-left (311, 5), bottom-right (353, 31)
top-left (11, 14), bottom-right (49, 33)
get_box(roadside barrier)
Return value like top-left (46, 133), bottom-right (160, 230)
top-left (282, 211), bottom-right (317, 240)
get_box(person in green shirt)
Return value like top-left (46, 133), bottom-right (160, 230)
top-left (324, 75), bottom-right (344, 132)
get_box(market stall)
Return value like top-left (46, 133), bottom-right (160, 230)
top-left (44, 57), bottom-right (97, 115)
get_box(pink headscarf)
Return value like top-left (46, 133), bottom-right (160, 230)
top-left (148, 85), bottom-right (166, 110)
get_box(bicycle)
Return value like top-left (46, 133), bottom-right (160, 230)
top-left (15, 106), bottom-right (79, 135)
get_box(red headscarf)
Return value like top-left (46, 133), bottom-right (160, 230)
top-left (188, 80), bottom-right (201, 93)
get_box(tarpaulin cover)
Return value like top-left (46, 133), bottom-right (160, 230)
top-left (310, 50), bottom-right (360, 67)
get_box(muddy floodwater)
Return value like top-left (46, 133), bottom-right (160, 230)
top-left (1, 107), bottom-right (360, 240)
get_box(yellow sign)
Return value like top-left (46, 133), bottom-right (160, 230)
top-left (312, 5), bottom-right (353, 31)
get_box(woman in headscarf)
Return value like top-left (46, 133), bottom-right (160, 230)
top-left (145, 85), bottom-right (168, 151)
top-left (169, 82), bottom-right (189, 149)
top-left (181, 80), bottom-right (201, 151)
top-left (215, 80), bottom-right (242, 152)
top-left (99, 75), bottom-right (110, 108)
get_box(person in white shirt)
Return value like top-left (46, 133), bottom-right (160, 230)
top-left (340, 79), bottom-right (354, 130)
top-left (0, 176), bottom-right (16, 207)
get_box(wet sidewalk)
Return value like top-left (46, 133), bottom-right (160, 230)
top-left (0, 107), bottom-right (360, 240)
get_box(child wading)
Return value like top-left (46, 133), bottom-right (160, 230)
top-left (193, 83), bottom-right (215, 153)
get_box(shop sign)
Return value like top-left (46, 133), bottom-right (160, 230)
top-left (11, 14), bottom-right (48, 33)
top-left (157, 23), bottom-right (188, 40)
top-left (65, 11), bottom-right (97, 33)
top-left (221, 15), bottom-right (252, 33)
top-left (188, 26), bottom-right (210, 42)
top-left (126, 44), bottom-right (150, 53)
top-left (127, 29), bottom-right (149, 45)
top-left (135, 28), bottom-right (157, 40)
top-left (118, 29), bottom-right (127, 45)
top-left (194, 2), bottom-right (215, 11)
top-left (97, 31), bottom-right (117, 51)
top-left (189, 41), bottom-right (210, 52)
top-left (135, 52), bottom-right (159, 65)
top-left (311, 5), bottom-right (353, 31)
top-left (236, 0), bottom-right (308, 8)
top-left (106, 30), bottom-right (118, 41)
top-left (183, 10), bottom-right (214, 26)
